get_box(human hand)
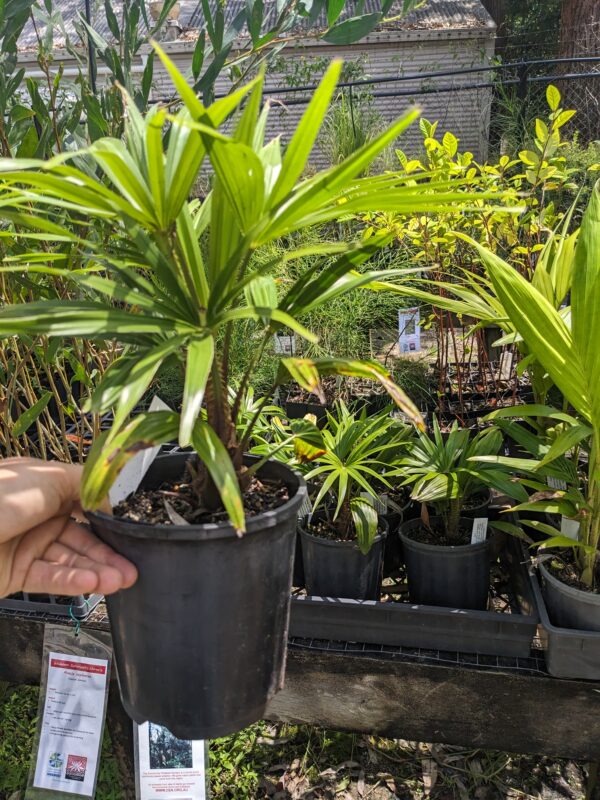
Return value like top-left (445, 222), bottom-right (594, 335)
top-left (0, 458), bottom-right (137, 598)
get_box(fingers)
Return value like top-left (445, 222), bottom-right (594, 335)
top-left (23, 560), bottom-right (104, 596)
top-left (0, 459), bottom-right (84, 543)
top-left (8, 517), bottom-right (138, 597)
top-left (42, 540), bottom-right (135, 596)
top-left (56, 523), bottom-right (138, 589)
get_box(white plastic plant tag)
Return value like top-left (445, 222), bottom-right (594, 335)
top-left (134, 722), bottom-right (208, 800)
top-left (471, 517), bottom-right (488, 544)
top-left (560, 515), bottom-right (580, 540)
top-left (26, 624), bottom-right (112, 800)
top-left (298, 494), bottom-right (312, 519)
top-left (360, 492), bottom-right (388, 514)
top-left (547, 476), bottom-right (568, 492)
top-left (109, 396), bottom-right (172, 505)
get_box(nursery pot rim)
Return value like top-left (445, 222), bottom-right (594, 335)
top-left (87, 454), bottom-right (307, 542)
top-left (399, 515), bottom-right (489, 555)
top-left (299, 515), bottom-right (388, 550)
top-left (539, 559), bottom-right (600, 607)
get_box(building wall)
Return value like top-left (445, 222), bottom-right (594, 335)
top-left (151, 29), bottom-right (496, 167)
top-left (17, 27), bottom-right (495, 165)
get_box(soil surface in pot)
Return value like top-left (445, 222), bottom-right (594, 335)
top-left (462, 491), bottom-right (490, 510)
top-left (114, 472), bottom-right (289, 525)
top-left (306, 517), bottom-right (385, 544)
top-left (404, 519), bottom-right (473, 547)
top-left (544, 551), bottom-right (600, 595)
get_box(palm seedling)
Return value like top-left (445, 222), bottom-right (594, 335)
top-left (395, 419), bottom-right (528, 541)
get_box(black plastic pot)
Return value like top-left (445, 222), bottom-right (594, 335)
top-left (87, 453), bottom-right (306, 740)
top-left (284, 396), bottom-right (328, 427)
top-left (539, 561), bottom-right (600, 632)
top-left (399, 517), bottom-right (492, 610)
top-left (299, 517), bottom-right (388, 601)
top-left (459, 488), bottom-right (492, 519)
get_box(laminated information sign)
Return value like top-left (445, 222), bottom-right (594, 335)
top-left (398, 307), bottom-right (421, 354)
top-left (27, 625), bottom-right (111, 800)
top-left (135, 722), bottom-right (208, 800)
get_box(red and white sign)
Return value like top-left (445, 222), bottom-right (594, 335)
top-left (33, 651), bottom-right (109, 796)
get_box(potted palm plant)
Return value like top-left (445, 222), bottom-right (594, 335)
top-left (463, 183), bottom-right (600, 676)
top-left (0, 45), bottom-right (487, 736)
top-left (298, 402), bottom-right (411, 600)
top-left (396, 420), bottom-right (527, 609)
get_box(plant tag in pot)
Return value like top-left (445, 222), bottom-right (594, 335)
top-left (298, 494), bottom-right (312, 520)
top-left (109, 397), bottom-right (172, 505)
top-left (471, 517), bottom-right (488, 544)
top-left (547, 476), bottom-right (568, 492)
top-left (560, 516), bottom-right (580, 540)
top-left (361, 491), bottom-right (387, 514)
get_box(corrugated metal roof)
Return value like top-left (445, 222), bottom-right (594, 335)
top-left (18, 0), bottom-right (494, 52)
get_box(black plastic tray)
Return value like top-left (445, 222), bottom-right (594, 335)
top-left (289, 537), bottom-right (538, 658)
top-left (528, 552), bottom-right (600, 679)
top-left (0, 593), bottom-right (103, 619)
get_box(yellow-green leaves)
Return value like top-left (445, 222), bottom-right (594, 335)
top-left (191, 422), bottom-right (246, 534)
top-left (269, 60), bottom-right (342, 207)
top-left (82, 411), bottom-right (181, 510)
top-left (180, 336), bottom-right (214, 447)
top-left (571, 182), bottom-right (600, 430)
top-left (472, 239), bottom-right (592, 423)
top-left (281, 357), bottom-right (425, 431)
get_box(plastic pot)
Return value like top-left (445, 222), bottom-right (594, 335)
top-left (539, 561), bottom-right (600, 632)
top-left (87, 453), bottom-right (306, 740)
top-left (459, 488), bottom-right (492, 519)
top-left (399, 517), bottom-right (491, 610)
top-left (284, 396), bottom-right (328, 427)
top-left (299, 516), bottom-right (388, 600)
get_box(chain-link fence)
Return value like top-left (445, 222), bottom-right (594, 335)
top-left (257, 56), bottom-right (600, 166)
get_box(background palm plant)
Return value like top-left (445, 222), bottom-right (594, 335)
top-left (0, 47), bottom-right (490, 530)
top-left (395, 420), bottom-right (528, 541)
top-left (301, 402), bottom-right (412, 553)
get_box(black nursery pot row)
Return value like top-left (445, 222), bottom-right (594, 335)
top-left (289, 490), bottom-right (542, 662)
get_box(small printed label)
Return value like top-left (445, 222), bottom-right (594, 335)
top-left (547, 476), bottom-right (568, 491)
top-left (298, 496), bottom-right (312, 520)
top-left (360, 492), bottom-right (388, 514)
top-left (560, 515), bottom-right (580, 540)
top-left (273, 333), bottom-right (296, 356)
top-left (471, 517), bottom-right (489, 544)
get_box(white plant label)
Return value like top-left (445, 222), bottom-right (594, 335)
top-left (398, 307), bottom-right (421, 354)
top-left (360, 491), bottom-right (388, 514)
top-left (109, 396), bottom-right (172, 505)
top-left (135, 722), bottom-right (207, 800)
top-left (471, 517), bottom-right (489, 544)
top-left (33, 653), bottom-right (109, 795)
top-left (298, 494), bottom-right (312, 520)
top-left (547, 476), bottom-right (568, 492)
top-left (560, 515), bottom-right (580, 540)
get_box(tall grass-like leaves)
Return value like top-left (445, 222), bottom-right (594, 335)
top-left (0, 49), bottom-right (482, 528)
top-left (472, 183), bottom-right (600, 586)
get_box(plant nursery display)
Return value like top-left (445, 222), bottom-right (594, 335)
top-left (0, 43), bottom-right (493, 737)
top-left (395, 421), bottom-right (527, 609)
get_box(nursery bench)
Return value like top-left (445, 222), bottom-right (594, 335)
top-left (2, 606), bottom-right (600, 797)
